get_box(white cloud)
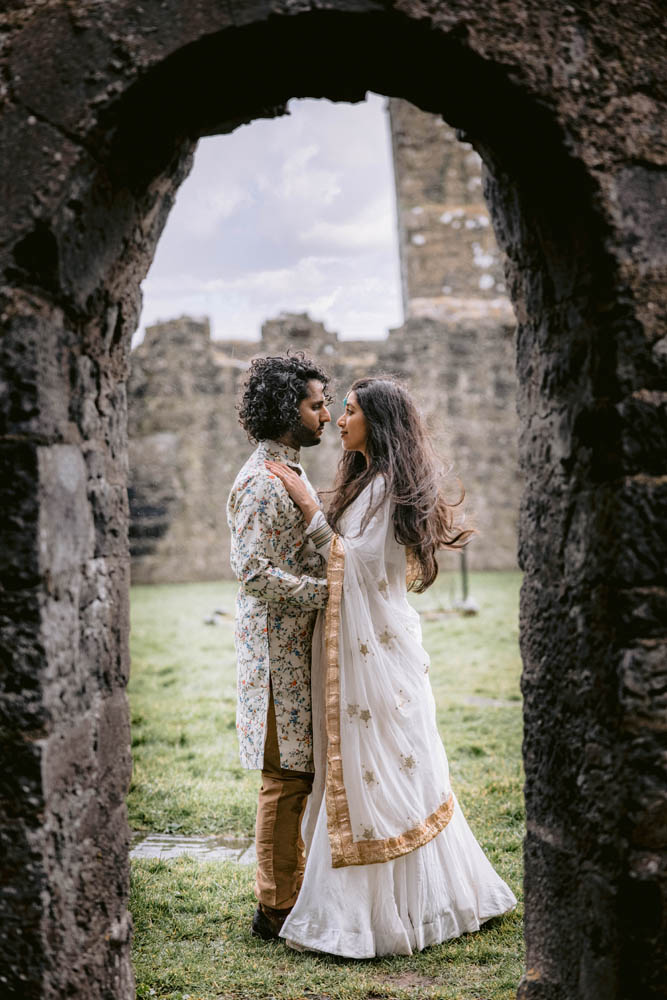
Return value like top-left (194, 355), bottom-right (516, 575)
top-left (299, 195), bottom-right (393, 251)
top-left (136, 93), bottom-right (403, 345)
top-left (140, 252), bottom-right (399, 343)
top-left (183, 185), bottom-right (253, 237)
top-left (276, 144), bottom-right (342, 205)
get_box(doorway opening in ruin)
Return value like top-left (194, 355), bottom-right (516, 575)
top-left (126, 91), bottom-right (525, 996)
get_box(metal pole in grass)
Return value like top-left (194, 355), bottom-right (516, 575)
top-left (456, 549), bottom-right (479, 615)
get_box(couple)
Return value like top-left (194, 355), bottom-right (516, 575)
top-left (226, 354), bottom-right (516, 959)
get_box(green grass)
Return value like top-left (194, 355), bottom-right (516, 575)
top-left (129, 571), bottom-right (524, 999)
top-left (128, 581), bottom-right (260, 836)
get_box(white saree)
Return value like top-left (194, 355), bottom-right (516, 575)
top-left (280, 479), bottom-right (517, 958)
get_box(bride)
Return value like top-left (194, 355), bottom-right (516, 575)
top-left (265, 376), bottom-right (516, 959)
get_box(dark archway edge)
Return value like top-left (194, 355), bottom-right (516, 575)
top-left (0, 3), bottom-right (665, 998)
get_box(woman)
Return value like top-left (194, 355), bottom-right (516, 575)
top-left (265, 377), bottom-right (516, 958)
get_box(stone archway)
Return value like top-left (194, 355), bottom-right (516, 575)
top-left (1, 3), bottom-right (665, 998)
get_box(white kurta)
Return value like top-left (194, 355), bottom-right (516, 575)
top-left (280, 479), bottom-right (517, 956)
top-left (227, 440), bottom-right (327, 771)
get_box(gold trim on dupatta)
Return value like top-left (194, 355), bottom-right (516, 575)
top-left (324, 535), bottom-right (455, 869)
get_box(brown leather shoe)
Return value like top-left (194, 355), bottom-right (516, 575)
top-left (250, 904), bottom-right (292, 940)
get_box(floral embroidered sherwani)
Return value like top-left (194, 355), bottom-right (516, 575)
top-left (227, 440), bottom-right (328, 771)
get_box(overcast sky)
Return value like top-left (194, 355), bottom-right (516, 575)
top-left (135, 93), bottom-right (403, 345)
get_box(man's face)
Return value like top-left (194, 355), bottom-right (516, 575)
top-left (294, 380), bottom-right (331, 448)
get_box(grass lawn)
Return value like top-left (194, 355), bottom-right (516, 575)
top-left (129, 570), bottom-right (524, 999)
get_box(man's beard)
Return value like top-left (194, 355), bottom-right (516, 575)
top-left (293, 422), bottom-right (322, 448)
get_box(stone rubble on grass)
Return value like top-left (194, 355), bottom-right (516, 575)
top-left (130, 832), bottom-right (256, 865)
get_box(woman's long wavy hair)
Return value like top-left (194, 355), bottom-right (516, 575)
top-left (326, 377), bottom-right (475, 593)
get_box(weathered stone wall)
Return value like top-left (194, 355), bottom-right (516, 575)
top-left (128, 305), bottom-right (517, 580)
top-left (129, 100), bottom-right (520, 580)
top-left (1, 2), bottom-right (665, 998)
top-left (129, 313), bottom-right (381, 580)
top-left (128, 317), bottom-right (252, 582)
top-left (386, 96), bottom-right (519, 569)
top-left (389, 98), bottom-right (507, 310)
top-left (382, 311), bottom-right (518, 568)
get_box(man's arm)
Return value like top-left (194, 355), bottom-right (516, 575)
top-left (229, 474), bottom-right (328, 610)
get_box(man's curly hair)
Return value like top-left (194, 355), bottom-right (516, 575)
top-left (237, 353), bottom-right (332, 442)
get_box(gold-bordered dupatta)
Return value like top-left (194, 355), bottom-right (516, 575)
top-left (322, 483), bottom-right (455, 869)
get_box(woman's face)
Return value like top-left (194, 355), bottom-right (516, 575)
top-left (337, 390), bottom-right (368, 455)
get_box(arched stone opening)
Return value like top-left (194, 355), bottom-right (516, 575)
top-left (1, 3), bottom-right (665, 998)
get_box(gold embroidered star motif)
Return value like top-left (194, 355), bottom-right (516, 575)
top-left (363, 768), bottom-right (376, 786)
top-left (346, 703), bottom-right (359, 718)
top-left (396, 689), bottom-right (410, 710)
top-left (358, 641), bottom-right (370, 656)
top-left (378, 578), bottom-right (389, 596)
top-left (378, 627), bottom-right (394, 647)
top-left (359, 709), bottom-right (372, 724)
top-left (361, 826), bottom-right (375, 840)
top-left (400, 753), bottom-right (417, 773)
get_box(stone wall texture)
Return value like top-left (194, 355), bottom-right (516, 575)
top-left (389, 98), bottom-right (508, 310)
top-left (0, 2), bottom-right (665, 998)
top-left (129, 316), bottom-right (517, 577)
top-left (129, 307), bottom-right (517, 579)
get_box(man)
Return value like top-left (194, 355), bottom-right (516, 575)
top-left (227, 353), bottom-right (332, 940)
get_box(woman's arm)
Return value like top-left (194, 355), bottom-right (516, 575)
top-left (306, 509), bottom-right (335, 560)
top-left (266, 460), bottom-right (335, 559)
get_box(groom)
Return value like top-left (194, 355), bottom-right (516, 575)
top-left (227, 354), bottom-right (332, 940)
